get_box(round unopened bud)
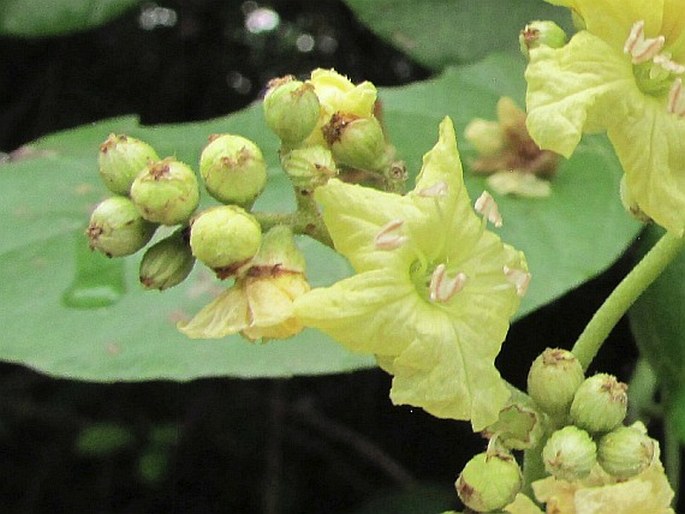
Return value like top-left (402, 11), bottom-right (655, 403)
top-left (598, 424), bottom-right (655, 479)
top-left (455, 451), bottom-right (522, 512)
top-left (200, 134), bottom-right (267, 207)
top-left (87, 196), bottom-right (156, 257)
top-left (280, 145), bottom-right (338, 187)
top-left (464, 119), bottom-right (504, 157)
top-left (519, 20), bottom-right (568, 58)
top-left (131, 158), bottom-right (200, 225)
top-left (527, 348), bottom-right (584, 419)
top-left (98, 134), bottom-right (159, 195)
top-left (322, 113), bottom-right (390, 172)
top-left (543, 425), bottom-right (597, 480)
top-left (263, 76), bottom-right (320, 146)
top-left (570, 373), bottom-right (628, 433)
top-left (189, 206), bottom-right (262, 274)
top-left (139, 228), bottom-right (195, 290)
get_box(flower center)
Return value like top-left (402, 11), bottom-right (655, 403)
top-left (625, 21), bottom-right (685, 115)
top-left (410, 259), bottom-right (467, 304)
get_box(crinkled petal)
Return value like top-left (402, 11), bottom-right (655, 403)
top-left (533, 457), bottom-right (675, 514)
top-left (242, 274), bottom-right (310, 340)
top-left (309, 68), bottom-right (377, 117)
top-left (607, 94), bottom-right (685, 235)
top-left (555, 0), bottom-right (664, 51)
top-left (388, 239), bottom-right (523, 430)
top-left (526, 31), bottom-right (635, 158)
top-left (314, 179), bottom-right (426, 272)
top-left (294, 268), bottom-right (424, 356)
top-left (177, 286), bottom-right (249, 339)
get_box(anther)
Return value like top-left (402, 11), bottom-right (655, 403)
top-left (374, 219), bottom-right (408, 250)
top-left (654, 54), bottom-right (685, 74)
top-left (624, 20), bottom-right (665, 64)
top-left (475, 191), bottom-right (503, 228)
top-left (668, 78), bottom-right (685, 116)
top-left (429, 264), bottom-right (467, 303)
top-left (503, 265), bottom-right (531, 297)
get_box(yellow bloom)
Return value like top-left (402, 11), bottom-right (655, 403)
top-left (178, 226), bottom-right (310, 341)
top-left (305, 68), bottom-right (377, 146)
top-left (525, 0), bottom-right (685, 233)
top-left (295, 117), bottom-right (528, 430)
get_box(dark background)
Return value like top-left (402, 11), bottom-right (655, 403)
top-left (0, 1), bottom-right (644, 512)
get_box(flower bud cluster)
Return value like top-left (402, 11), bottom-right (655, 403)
top-left (88, 135), bottom-right (199, 271)
top-left (525, 348), bottom-right (657, 483)
top-left (263, 69), bottom-right (400, 191)
top-left (87, 88), bottom-right (325, 339)
top-left (89, 130), bottom-right (275, 292)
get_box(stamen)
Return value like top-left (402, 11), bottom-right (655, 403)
top-left (667, 78), bottom-right (685, 116)
top-left (429, 264), bottom-right (468, 303)
top-left (474, 191), bottom-right (503, 228)
top-left (503, 265), bottom-right (531, 297)
top-left (624, 20), bottom-right (665, 64)
top-left (417, 180), bottom-right (448, 198)
top-left (374, 219), bottom-right (408, 250)
top-left (654, 54), bottom-right (685, 74)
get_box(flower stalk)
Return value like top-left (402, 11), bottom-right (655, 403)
top-left (572, 230), bottom-right (685, 371)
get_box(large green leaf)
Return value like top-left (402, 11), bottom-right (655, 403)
top-left (0, 53), bottom-right (640, 381)
top-left (343, 0), bottom-right (573, 69)
top-left (0, 0), bottom-right (141, 37)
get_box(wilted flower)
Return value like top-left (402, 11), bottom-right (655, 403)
top-left (179, 226), bottom-right (310, 341)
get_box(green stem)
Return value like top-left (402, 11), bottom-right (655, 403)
top-left (522, 439), bottom-right (547, 499)
top-left (572, 231), bottom-right (685, 371)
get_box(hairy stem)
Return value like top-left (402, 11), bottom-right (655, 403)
top-left (572, 231), bottom-right (685, 371)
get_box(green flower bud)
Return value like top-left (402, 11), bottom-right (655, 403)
top-left (139, 228), bottom-right (195, 290)
top-left (86, 196), bottom-right (156, 257)
top-left (519, 20), bottom-right (568, 59)
top-left (199, 134), bottom-right (267, 207)
top-left (189, 205), bottom-right (262, 276)
top-left (542, 425), bottom-right (597, 481)
top-left (570, 373), bottom-right (628, 433)
top-left (130, 158), bottom-right (200, 225)
top-left (527, 348), bottom-right (584, 419)
top-left (98, 134), bottom-right (159, 195)
top-left (263, 76), bottom-right (320, 146)
top-left (280, 145), bottom-right (338, 187)
top-left (597, 423), bottom-right (655, 479)
top-left (322, 113), bottom-right (390, 172)
top-left (455, 451), bottom-right (522, 512)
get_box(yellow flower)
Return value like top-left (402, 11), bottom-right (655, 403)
top-left (294, 117), bottom-right (528, 430)
top-left (178, 226), bottom-right (310, 341)
top-left (525, 0), bottom-right (685, 234)
top-left (305, 68), bottom-right (377, 146)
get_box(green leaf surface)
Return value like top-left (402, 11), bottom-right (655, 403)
top-left (343, 0), bottom-right (573, 69)
top-left (0, 0), bottom-right (141, 37)
top-left (0, 53), bottom-right (640, 381)
top-left (629, 226), bottom-right (685, 442)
